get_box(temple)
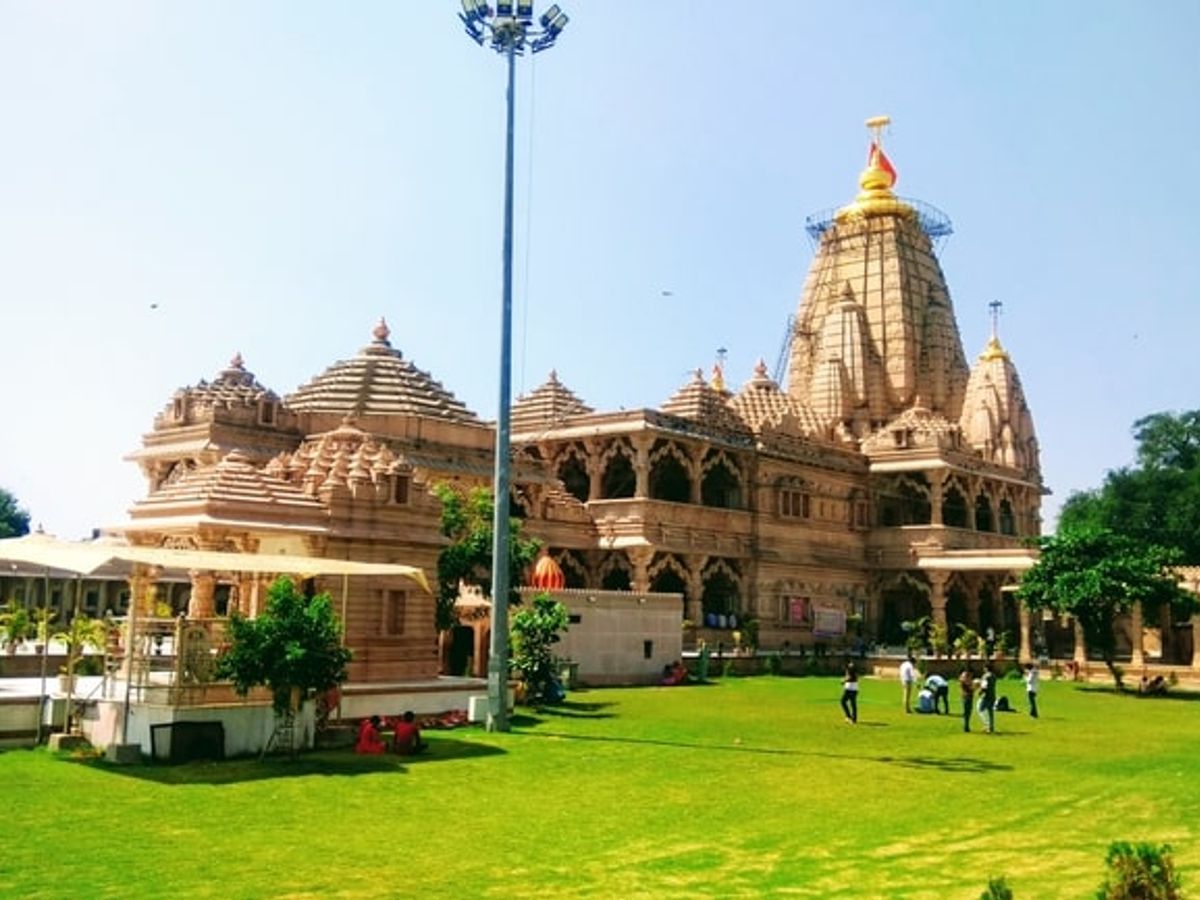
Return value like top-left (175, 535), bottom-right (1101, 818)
top-left (98, 118), bottom-right (1050, 675)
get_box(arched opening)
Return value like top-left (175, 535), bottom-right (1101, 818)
top-left (649, 453), bottom-right (691, 503)
top-left (701, 456), bottom-right (741, 509)
top-left (879, 581), bottom-right (931, 644)
top-left (557, 455), bottom-right (590, 504)
top-left (701, 570), bottom-right (739, 622)
top-left (946, 586), bottom-right (969, 634)
top-left (599, 552), bottom-right (632, 591)
top-left (879, 474), bottom-right (931, 526)
top-left (651, 568), bottom-right (688, 616)
top-left (998, 498), bottom-right (1016, 535)
top-left (977, 588), bottom-right (996, 634)
top-left (600, 451), bottom-right (635, 499)
top-left (942, 485), bottom-right (969, 528)
top-left (974, 494), bottom-right (994, 532)
top-left (555, 550), bottom-right (589, 589)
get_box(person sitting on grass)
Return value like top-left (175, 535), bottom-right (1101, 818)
top-left (392, 710), bottom-right (428, 755)
top-left (355, 715), bottom-right (387, 755)
top-left (661, 660), bottom-right (689, 686)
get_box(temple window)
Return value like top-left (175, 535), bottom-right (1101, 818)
top-left (780, 489), bottom-right (810, 518)
top-left (258, 401), bottom-right (277, 426)
top-left (601, 566), bottom-right (631, 591)
top-left (392, 475), bottom-right (410, 506)
top-left (383, 590), bottom-right (407, 635)
top-left (855, 499), bottom-right (870, 529)
top-left (172, 397), bottom-right (185, 421)
top-left (999, 498), bottom-right (1016, 535)
top-left (879, 474), bottom-right (931, 526)
top-left (974, 494), bottom-right (994, 532)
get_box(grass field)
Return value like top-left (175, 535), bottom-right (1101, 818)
top-left (3, 674), bottom-right (1199, 899)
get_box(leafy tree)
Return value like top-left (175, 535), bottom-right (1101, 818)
top-left (216, 577), bottom-right (352, 715)
top-left (510, 592), bottom-right (569, 704)
top-left (0, 487), bottom-right (30, 539)
top-left (1096, 841), bottom-right (1181, 899)
top-left (432, 483), bottom-right (541, 633)
top-left (1018, 526), bottom-right (1197, 687)
top-left (1059, 410), bottom-right (1200, 561)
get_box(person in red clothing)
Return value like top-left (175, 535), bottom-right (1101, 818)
top-left (355, 715), bottom-right (387, 755)
top-left (392, 710), bottom-right (427, 755)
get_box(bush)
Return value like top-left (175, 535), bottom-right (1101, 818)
top-left (1096, 842), bottom-right (1181, 899)
top-left (981, 876), bottom-right (1014, 899)
top-left (762, 652), bottom-right (782, 676)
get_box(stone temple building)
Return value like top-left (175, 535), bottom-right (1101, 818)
top-left (117, 122), bottom-right (1045, 680)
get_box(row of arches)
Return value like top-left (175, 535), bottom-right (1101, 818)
top-left (553, 438), bottom-right (746, 509)
top-left (545, 548), bottom-right (744, 620)
top-left (876, 472), bottom-right (1033, 535)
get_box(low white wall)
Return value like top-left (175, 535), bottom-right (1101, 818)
top-left (84, 699), bottom-right (315, 758)
top-left (0, 696), bottom-right (39, 747)
top-left (538, 589), bottom-right (683, 685)
top-left (338, 677), bottom-right (499, 721)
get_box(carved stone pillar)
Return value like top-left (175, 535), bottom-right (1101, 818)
top-left (585, 442), bottom-right (603, 502)
top-left (930, 475), bottom-right (944, 527)
top-left (1130, 602), bottom-right (1145, 668)
top-left (188, 571), bottom-right (216, 619)
top-left (685, 557), bottom-right (706, 625)
top-left (1018, 601), bottom-right (1032, 664)
top-left (627, 547), bottom-right (654, 595)
top-left (928, 571), bottom-right (948, 631)
top-left (688, 445), bottom-right (703, 506)
top-left (632, 437), bottom-right (650, 499)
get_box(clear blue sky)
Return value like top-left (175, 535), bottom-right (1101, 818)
top-left (2, 2), bottom-right (1198, 540)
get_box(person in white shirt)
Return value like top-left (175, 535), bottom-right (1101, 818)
top-left (1023, 663), bottom-right (1040, 718)
top-left (898, 655), bottom-right (917, 713)
top-left (840, 663), bottom-right (859, 723)
top-left (924, 673), bottom-right (950, 714)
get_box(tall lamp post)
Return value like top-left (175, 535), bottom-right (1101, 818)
top-left (459, 1), bottom-right (568, 732)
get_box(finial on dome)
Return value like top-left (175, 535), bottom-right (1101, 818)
top-left (835, 115), bottom-right (912, 223)
top-left (229, 352), bottom-right (245, 370)
top-left (754, 358), bottom-right (768, 378)
top-left (692, 368), bottom-right (705, 384)
top-left (548, 369), bottom-right (559, 384)
top-left (372, 317), bottom-right (391, 344)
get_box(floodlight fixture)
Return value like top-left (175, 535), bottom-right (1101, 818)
top-left (496, 1), bottom-right (514, 16)
top-left (539, 4), bottom-right (560, 27)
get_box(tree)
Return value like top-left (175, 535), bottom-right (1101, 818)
top-left (0, 487), bottom-right (30, 539)
top-left (1059, 410), bottom-right (1200, 561)
top-left (1018, 526), bottom-right (1197, 687)
top-left (432, 483), bottom-right (541, 633)
top-left (510, 592), bottom-right (569, 704)
top-left (216, 577), bottom-right (352, 716)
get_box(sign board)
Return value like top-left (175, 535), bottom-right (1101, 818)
top-left (813, 607), bottom-right (846, 638)
top-left (788, 597), bottom-right (810, 625)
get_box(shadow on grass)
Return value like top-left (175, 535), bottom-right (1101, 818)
top-left (516, 730), bottom-right (1012, 773)
top-left (513, 699), bottom-right (616, 724)
top-left (1075, 684), bottom-right (1200, 703)
top-left (67, 735), bottom-right (505, 786)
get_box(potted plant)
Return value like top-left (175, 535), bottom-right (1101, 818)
top-left (52, 614), bottom-right (108, 691)
top-left (0, 604), bottom-right (32, 655)
top-left (32, 607), bottom-right (56, 654)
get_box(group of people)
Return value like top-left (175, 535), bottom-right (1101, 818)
top-left (355, 711), bottom-right (428, 756)
top-left (842, 655), bottom-right (1041, 733)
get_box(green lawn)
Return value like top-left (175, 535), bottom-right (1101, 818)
top-left (4, 675), bottom-right (1199, 898)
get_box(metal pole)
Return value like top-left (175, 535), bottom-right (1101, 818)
top-left (35, 568), bottom-right (50, 744)
top-left (486, 35), bottom-right (517, 733)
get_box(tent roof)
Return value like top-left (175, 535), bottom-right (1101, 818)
top-left (0, 534), bottom-right (428, 592)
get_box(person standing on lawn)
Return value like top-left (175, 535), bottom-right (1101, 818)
top-left (841, 663), bottom-right (859, 723)
top-left (979, 665), bottom-right (997, 734)
top-left (898, 654), bottom-right (917, 713)
top-left (1023, 663), bottom-right (1040, 718)
top-left (958, 665), bottom-right (975, 733)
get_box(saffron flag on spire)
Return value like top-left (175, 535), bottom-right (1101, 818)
top-left (868, 142), bottom-right (897, 187)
